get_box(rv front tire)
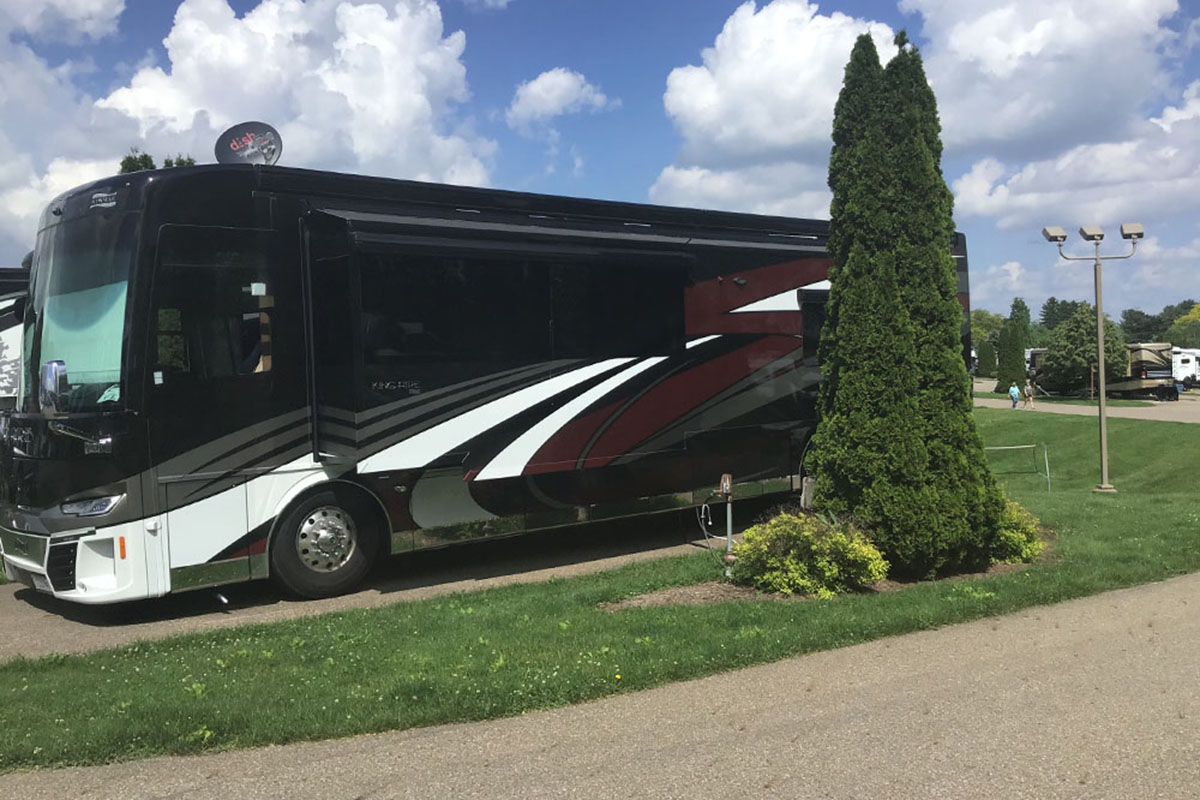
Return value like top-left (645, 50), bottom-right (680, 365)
top-left (269, 488), bottom-right (381, 598)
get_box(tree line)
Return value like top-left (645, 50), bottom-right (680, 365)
top-left (974, 296), bottom-right (1200, 389)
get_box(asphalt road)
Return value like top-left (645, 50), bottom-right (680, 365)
top-left (973, 379), bottom-right (1200, 423)
top-left (4, 570), bottom-right (1198, 799)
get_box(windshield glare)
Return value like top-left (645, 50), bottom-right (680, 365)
top-left (20, 211), bottom-right (138, 413)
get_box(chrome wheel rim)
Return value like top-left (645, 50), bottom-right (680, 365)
top-left (296, 506), bottom-right (357, 573)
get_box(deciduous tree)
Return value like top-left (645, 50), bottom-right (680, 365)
top-left (1164, 302), bottom-right (1200, 348)
top-left (1041, 305), bottom-right (1129, 393)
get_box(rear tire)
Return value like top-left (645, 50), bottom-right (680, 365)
top-left (269, 488), bottom-right (381, 599)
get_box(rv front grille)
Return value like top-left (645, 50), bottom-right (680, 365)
top-left (47, 542), bottom-right (78, 592)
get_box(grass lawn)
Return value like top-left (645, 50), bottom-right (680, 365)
top-left (2, 409), bottom-right (1198, 772)
top-left (975, 390), bottom-right (1154, 407)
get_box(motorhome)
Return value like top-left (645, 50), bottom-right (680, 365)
top-left (1108, 342), bottom-right (1176, 400)
top-left (0, 164), bottom-right (971, 604)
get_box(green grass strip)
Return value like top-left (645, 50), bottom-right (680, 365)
top-left (2, 409), bottom-right (1199, 772)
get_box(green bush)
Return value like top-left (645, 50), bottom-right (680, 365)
top-left (992, 499), bottom-right (1044, 564)
top-left (730, 511), bottom-right (888, 598)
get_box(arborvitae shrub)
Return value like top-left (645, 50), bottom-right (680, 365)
top-left (976, 338), bottom-right (997, 378)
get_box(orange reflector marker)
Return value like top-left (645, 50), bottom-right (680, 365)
top-left (119, 536), bottom-right (126, 560)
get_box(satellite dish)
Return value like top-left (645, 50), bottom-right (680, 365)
top-left (215, 121), bottom-right (282, 166)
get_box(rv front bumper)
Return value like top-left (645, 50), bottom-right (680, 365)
top-left (0, 523), bottom-right (157, 604)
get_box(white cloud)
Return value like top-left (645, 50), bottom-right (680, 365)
top-left (664, 0), bottom-right (892, 167)
top-left (650, 162), bottom-right (829, 218)
top-left (902, 0), bottom-right (1179, 160)
top-left (0, 157), bottom-right (114, 253)
top-left (1152, 79), bottom-right (1200, 132)
top-left (0, 0), bottom-right (125, 39)
top-left (972, 260), bottom-right (1030, 310)
top-left (0, 3), bottom-right (137, 262)
top-left (653, 0), bottom-right (891, 215)
top-left (96, 0), bottom-right (493, 185)
top-left (952, 113), bottom-right (1200, 230)
top-left (505, 68), bottom-right (618, 135)
top-left (0, 0), bottom-right (496, 266)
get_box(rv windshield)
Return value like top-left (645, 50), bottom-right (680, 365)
top-left (20, 212), bottom-right (139, 413)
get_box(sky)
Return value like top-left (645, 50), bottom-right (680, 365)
top-left (1, 0), bottom-right (1200, 317)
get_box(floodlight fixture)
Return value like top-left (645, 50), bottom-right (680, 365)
top-left (1079, 225), bottom-right (1105, 242)
top-left (1120, 223), bottom-right (1144, 240)
top-left (1042, 226), bottom-right (1068, 243)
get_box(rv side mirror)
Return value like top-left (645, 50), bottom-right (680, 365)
top-left (39, 360), bottom-right (68, 417)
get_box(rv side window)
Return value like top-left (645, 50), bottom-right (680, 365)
top-left (359, 252), bottom-right (551, 392)
top-left (549, 261), bottom-right (685, 359)
top-left (152, 226), bottom-right (275, 386)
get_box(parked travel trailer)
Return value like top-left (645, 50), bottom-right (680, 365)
top-left (0, 164), bottom-right (971, 605)
top-left (1173, 347), bottom-right (1200, 386)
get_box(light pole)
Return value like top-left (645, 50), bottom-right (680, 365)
top-left (1041, 223), bottom-right (1144, 493)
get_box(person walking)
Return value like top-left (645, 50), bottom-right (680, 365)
top-left (1008, 382), bottom-right (1020, 408)
top-left (1023, 380), bottom-right (1036, 409)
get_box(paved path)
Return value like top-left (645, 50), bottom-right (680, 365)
top-left (5, 572), bottom-right (1198, 799)
top-left (974, 380), bottom-right (1200, 423)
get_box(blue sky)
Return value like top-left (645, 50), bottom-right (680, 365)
top-left (2, 0), bottom-right (1200, 319)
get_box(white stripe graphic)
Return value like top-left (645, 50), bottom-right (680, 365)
top-left (476, 356), bottom-right (667, 481)
top-left (359, 358), bottom-right (635, 473)
top-left (729, 288), bottom-right (800, 313)
top-left (686, 335), bottom-right (721, 349)
top-left (728, 281), bottom-right (830, 314)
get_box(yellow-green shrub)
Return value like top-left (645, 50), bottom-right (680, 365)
top-left (730, 511), bottom-right (888, 598)
top-left (992, 500), bottom-right (1044, 563)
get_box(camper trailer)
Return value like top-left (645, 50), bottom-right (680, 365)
top-left (1173, 347), bottom-right (1199, 387)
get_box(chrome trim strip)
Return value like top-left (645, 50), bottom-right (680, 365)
top-left (171, 558), bottom-right (251, 592)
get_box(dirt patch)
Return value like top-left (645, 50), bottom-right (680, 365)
top-left (600, 581), bottom-right (797, 611)
top-left (603, 537), bottom-right (1055, 610)
top-left (868, 558), bottom-right (1033, 593)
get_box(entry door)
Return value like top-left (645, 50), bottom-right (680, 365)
top-left (304, 214), bottom-right (358, 461)
top-left (147, 225), bottom-right (284, 579)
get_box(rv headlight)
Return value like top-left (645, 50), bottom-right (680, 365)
top-left (61, 495), bottom-right (123, 517)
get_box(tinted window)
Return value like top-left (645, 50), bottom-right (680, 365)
top-left (358, 249), bottom-right (687, 398)
top-left (152, 226), bottom-right (274, 387)
top-left (550, 261), bottom-right (685, 359)
top-left (359, 252), bottom-right (551, 395)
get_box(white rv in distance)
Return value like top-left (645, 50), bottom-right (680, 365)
top-left (1173, 347), bottom-right (1200, 386)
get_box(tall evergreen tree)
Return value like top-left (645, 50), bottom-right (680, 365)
top-left (975, 338), bottom-right (997, 378)
top-left (880, 32), bottom-right (1003, 573)
top-left (993, 297), bottom-right (1029, 392)
top-left (818, 34), bottom-right (886, 425)
top-left (813, 32), bottom-right (1003, 577)
top-left (993, 318), bottom-right (1025, 393)
top-left (1010, 298), bottom-right (1031, 346)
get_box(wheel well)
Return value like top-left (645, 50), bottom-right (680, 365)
top-left (267, 479), bottom-right (392, 559)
